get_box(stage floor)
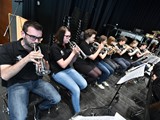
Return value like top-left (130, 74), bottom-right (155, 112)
top-left (0, 74), bottom-right (148, 120)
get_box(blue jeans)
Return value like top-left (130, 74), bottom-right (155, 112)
top-left (7, 79), bottom-right (61, 120)
top-left (113, 57), bottom-right (131, 72)
top-left (104, 58), bottom-right (120, 71)
top-left (52, 68), bottom-right (87, 113)
top-left (96, 61), bottom-right (114, 84)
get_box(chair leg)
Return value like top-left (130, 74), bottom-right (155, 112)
top-left (1, 93), bottom-right (9, 115)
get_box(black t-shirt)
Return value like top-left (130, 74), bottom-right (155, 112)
top-left (111, 44), bottom-right (124, 58)
top-left (49, 43), bottom-right (71, 74)
top-left (74, 41), bottom-right (96, 66)
top-left (0, 40), bottom-right (48, 87)
top-left (132, 49), bottom-right (145, 61)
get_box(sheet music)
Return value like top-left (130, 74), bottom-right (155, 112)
top-left (114, 112), bottom-right (126, 120)
top-left (70, 115), bottom-right (115, 120)
top-left (117, 64), bottom-right (146, 84)
top-left (70, 112), bottom-right (126, 120)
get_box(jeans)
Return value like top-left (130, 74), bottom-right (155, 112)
top-left (8, 79), bottom-right (61, 120)
top-left (52, 68), bottom-right (87, 113)
top-left (96, 61), bottom-right (114, 84)
top-left (113, 57), bottom-right (131, 72)
top-left (104, 58), bottom-right (120, 71)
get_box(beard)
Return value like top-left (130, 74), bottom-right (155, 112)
top-left (23, 38), bottom-right (34, 50)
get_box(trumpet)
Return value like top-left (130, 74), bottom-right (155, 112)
top-left (68, 41), bottom-right (87, 59)
top-left (33, 44), bottom-right (51, 76)
top-left (100, 47), bottom-right (110, 54)
top-left (92, 42), bottom-right (111, 54)
top-left (128, 47), bottom-right (141, 54)
top-left (123, 44), bottom-right (133, 51)
top-left (111, 43), bottom-right (122, 53)
top-left (92, 42), bottom-right (100, 49)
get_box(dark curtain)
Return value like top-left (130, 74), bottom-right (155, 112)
top-left (22, 0), bottom-right (160, 44)
top-left (22, 0), bottom-right (35, 20)
top-left (109, 0), bottom-right (160, 33)
top-left (23, 0), bottom-right (72, 44)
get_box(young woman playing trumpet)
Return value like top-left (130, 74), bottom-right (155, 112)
top-left (49, 26), bottom-right (87, 114)
top-left (73, 29), bottom-right (112, 89)
top-left (103, 36), bottom-right (120, 72)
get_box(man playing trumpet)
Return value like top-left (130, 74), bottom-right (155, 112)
top-left (0, 20), bottom-right (61, 120)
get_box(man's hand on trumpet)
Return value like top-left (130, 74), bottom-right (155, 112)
top-left (26, 50), bottom-right (44, 65)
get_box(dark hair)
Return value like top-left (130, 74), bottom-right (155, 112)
top-left (117, 36), bottom-right (127, 42)
top-left (54, 26), bottom-right (70, 45)
top-left (140, 42), bottom-right (147, 46)
top-left (98, 35), bottom-right (107, 43)
top-left (84, 29), bottom-right (97, 39)
top-left (22, 20), bottom-right (43, 33)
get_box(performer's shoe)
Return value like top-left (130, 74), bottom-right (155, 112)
top-left (102, 81), bottom-right (109, 87)
top-left (96, 83), bottom-right (105, 89)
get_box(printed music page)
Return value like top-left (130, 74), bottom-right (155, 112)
top-left (117, 64), bottom-right (146, 84)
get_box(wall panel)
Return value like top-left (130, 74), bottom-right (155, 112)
top-left (0, 0), bottom-right (12, 44)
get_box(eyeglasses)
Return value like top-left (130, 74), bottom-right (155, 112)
top-left (64, 35), bottom-right (71, 38)
top-left (24, 32), bottom-right (43, 41)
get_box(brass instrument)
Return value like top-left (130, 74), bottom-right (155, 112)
top-left (92, 42), bottom-right (105, 54)
top-left (92, 42), bottom-right (115, 55)
top-left (123, 44), bottom-right (133, 51)
top-left (111, 42), bottom-right (122, 53)
top-left (129, 47), bottom-right (141, 54)
top-left (68, 41), bottom-right (87, 59)
top-left (33, 44), bottom-right (51, 76)
top-left (92, 42), bottom-right (99, 50)
top-left (101, 46), bottom-right (110, 54)
top-left (106, 46), bottom-right (117, 55)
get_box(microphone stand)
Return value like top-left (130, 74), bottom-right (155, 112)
top-left (3, 0), bottom-right (22, 37)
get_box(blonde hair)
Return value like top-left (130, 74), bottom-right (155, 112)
top-left (130, 40), bottom-right (138, 47)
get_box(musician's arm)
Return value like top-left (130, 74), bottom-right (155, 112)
top-left (1, 56), bottom-right (29, 81)
top-left (128, 48), bottom-right (139, 56)
top-left (1, 50), bottom-right (44, 81)
top-left (88, 48), bottom-right (101, 60)
top-left (119, 48), bottom-right (128, 56)
top-left (88, 43), bottom-right (103, 60)
top-left (57, 50), bottom-right (76, 69)
top-left (136, 52), bottom-right (143, 58)
top-left (99, 50), bottom-right (108, 59)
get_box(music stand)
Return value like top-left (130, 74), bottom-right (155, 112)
top-left (79, 64), bottom-right (146, 116)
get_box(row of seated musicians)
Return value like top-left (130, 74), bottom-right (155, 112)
top-left (1, 34), bottom-right (159, 120)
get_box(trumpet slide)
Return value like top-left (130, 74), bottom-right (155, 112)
top-left (33, 44), bottom-right (51, 76)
